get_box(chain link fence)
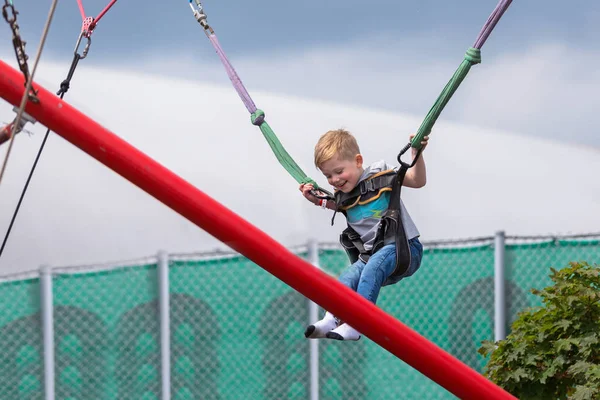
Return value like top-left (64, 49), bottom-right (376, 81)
top-left (0, 232), bottom-right (598, 399)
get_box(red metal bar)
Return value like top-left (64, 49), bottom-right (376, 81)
top-left (0, 59), bottom-right (516, 400)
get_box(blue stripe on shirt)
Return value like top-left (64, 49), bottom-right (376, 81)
top-left (345, 192), bottom-right (391, 224)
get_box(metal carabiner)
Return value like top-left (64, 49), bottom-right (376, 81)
top-left (2, 1), bottom-right (16, 25)
top-left (189, 0), bottom-right (214, 36)
top-left (73, 30), bottom-right (92, 59)
top-left (396, 141), bottom-right (422, 169)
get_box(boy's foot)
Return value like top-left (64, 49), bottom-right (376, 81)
top-left (325, 323), bottom-right (361, 341)
top-left (304, 312), bottom-right (338, 339)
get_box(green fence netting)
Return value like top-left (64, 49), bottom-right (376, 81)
top-left (0, 235), bottom-right (598, 399)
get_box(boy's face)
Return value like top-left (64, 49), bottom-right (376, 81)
top-left (319, 154), bottom-right (364, 193)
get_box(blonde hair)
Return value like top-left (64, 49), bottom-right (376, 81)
top-left (314, 129), bottom-right (360, 168)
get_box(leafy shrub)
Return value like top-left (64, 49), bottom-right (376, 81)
top-left (479, 261), bottom-right (600, 400)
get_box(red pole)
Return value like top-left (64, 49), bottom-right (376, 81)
top-left (0, 59), bottom-right (516, 400)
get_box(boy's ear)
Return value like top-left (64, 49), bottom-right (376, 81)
top-left (355, 154), bottom-right (363, 167)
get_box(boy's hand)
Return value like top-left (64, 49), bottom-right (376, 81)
top-left (410, 133), bottom-right (429, 150)
top-left (299, 183), bottom-right (318, 204)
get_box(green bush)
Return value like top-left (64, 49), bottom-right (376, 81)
top-left (479, 261), bottom-right (600, 400)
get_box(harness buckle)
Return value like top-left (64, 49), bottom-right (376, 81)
top-left (360, 179), bottom-right (374, 195)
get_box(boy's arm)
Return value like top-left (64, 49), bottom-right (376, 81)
top-left (402, 134), bottom-right (428, 188)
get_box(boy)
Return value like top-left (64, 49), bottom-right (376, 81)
top-left (300, 128), bottom-right (428, 341)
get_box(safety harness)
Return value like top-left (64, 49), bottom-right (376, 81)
top-left (331, 146), bottom-right (422, 285)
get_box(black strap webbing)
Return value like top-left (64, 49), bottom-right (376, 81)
top-left (381, 164), bottom-right (411, 281)
top-left (335, 170), bottom-right (396, 207)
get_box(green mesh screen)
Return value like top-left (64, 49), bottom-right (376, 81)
top-left (0, 235), bottom-right (598, 399)
top-left (0, 273), bottom-right (42, 400)
top-left (168, 252), bottom-right (308, 399)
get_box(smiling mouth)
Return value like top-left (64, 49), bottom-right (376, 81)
top-left (335, 182), bottom-right (347, 189)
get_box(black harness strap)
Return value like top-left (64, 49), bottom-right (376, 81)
top-left (336, 171), bottom-right (396, 207)
top-left (333, 144), bottom-right (424, 286)
top-left (378, 163), bottom-right (411, 282)
top-left (331, 171), bottom-right (396, 226)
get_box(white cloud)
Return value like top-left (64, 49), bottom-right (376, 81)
top-left (0, 38), bottom-right (599, 275)
top-left (456, 43), bottom-right (600, 147)
top-left (135, 35), bottom-right (600, 148)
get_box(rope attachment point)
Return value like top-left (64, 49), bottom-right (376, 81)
top-left (82, 16), bottom-right (95, 38)
top-left (0, 107), bottom-right (36, 146)
top-left (464, 47), bottom-right (482, 65)
top-left (57, 30), bottom-right (92, 97)
top-left (251, 109), bottom-right (265, 126)
top-left (189, 0), bottom-right (214, 36)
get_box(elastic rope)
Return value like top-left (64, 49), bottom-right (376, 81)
top-left (256, 120), bottom-right (312, 185)
top-left (209, 34), bottom-right (257, 114)
top-left (473, 0), bottom-right (513, 49)
top-left (202, 28), bottom-right (324, 191)
top-left (95, 0), bottom-right (118, 24)
top-left (77, 0), bottom-right (119, 34)
top-left (76, 0), bottom-right (86, 20)
top-left (411, 48), bottom-right (480, 148)
top-left (410, 0), bottom-right (512, 149)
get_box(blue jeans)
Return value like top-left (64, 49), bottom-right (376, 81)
top-left (338, 237), bottom-right (423, 305)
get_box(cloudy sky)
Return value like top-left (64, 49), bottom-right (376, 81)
top-left (0, 0), bottom-right (599, 273)
top-left (7, 0), bottom-right (600, 147)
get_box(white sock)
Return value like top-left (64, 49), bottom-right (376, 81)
top-left (326, 323), bottom-right (361, 341)
top-left (304, 312), bottom-right (338, 339)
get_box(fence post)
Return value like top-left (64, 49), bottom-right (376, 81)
top-left (40, 265), bottom-right (55, 400)
top-left (158, 251), bottom-right (171, 400)
top-left (307, 239), bottom-right (320, 400)
top-left (494, 231), bottom-right (506, 341)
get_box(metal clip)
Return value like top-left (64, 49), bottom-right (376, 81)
top-left (0, 108), bottom-right (37, 145)
top-left (82, 16), bottom-right (96, 39)
top-left (74, 30), bottom-right (92, 59)
top-left (13, 106), bottom-right (37, 126)
top-left (360, 179), bottom-right (373, 195)
top-left (189, 0), bottom-right (214, 36)
top-left (2, 1), bottom-right (16, 24)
